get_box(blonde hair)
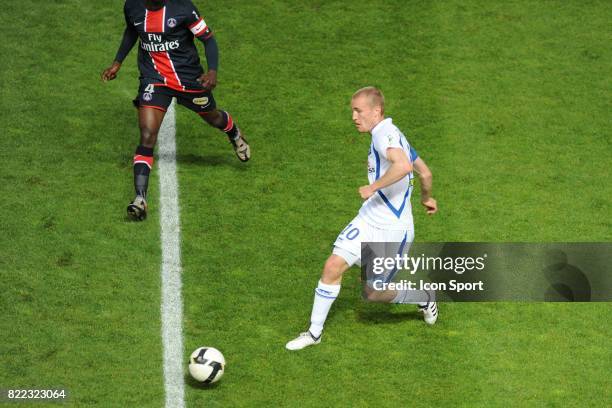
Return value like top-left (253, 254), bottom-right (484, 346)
top-left (352, 86), bottom-right (385, 114)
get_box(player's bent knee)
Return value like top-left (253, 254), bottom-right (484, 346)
top-left (200, 110), bottom-right (223, 127)
top-left (321, 255), bottom-right (349, 284)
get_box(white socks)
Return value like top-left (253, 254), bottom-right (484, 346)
top-left (308, 280), bottom-right (341, 338)
top-left (392, 289), bottom-right (428, 306)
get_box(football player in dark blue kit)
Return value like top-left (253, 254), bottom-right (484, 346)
top-left (102, 0), bottom-right (250, 221)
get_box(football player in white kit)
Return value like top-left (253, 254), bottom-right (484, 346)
top-left (286, 87), bottom-right (439, 350)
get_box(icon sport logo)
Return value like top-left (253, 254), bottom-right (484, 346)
top-left (167, 18), bottom-right (177, 28)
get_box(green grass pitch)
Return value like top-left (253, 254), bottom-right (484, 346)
top-left (1, 0), bottom-right (611, 406)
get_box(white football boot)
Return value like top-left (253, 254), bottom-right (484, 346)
top-left (230, 129), bottom-right (251, 162)
top-left (418, 302), bottom-right (438, 325)
top-left (285, 331), bottom-right (321, 351)
top-left (127, 195), bottom-right (148, 221)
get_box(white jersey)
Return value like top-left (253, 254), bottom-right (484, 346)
top-left (358, 118), bottom-right (415, 230)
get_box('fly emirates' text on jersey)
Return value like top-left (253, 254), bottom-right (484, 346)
top-left (124, 0), bottom-right (213, 91)
top-left (359, 118), bottom-right (415, 230)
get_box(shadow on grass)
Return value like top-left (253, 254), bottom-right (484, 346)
top-left (174, 153), bottom-right (249, 170)
top-left (355, 306), bottom-right (422, 325)
top-left (184, 373), bottom-right (222, 390)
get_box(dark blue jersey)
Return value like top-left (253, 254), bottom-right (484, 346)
top-left (120, 0), bottom-right (213, 91)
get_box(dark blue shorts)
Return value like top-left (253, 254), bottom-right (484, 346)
top-left (133, 81), bottom-right (216, 114)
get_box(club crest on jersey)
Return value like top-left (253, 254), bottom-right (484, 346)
top-left (143, 92), bottom-right (153, 102)
top-left (167, 18), bottom-right (177, 28)
top-left (193, 97), bottom-right (209, 106)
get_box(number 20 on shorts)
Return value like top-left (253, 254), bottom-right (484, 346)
top-left (341, 224), bottom-right (360, 240)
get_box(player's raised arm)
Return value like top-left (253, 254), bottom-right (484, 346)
top-left (413, 156), bottom-right (437, 214)
top-left (359, 147), bottom-right (413, 199)
top-left (101, 7), bottom-right (138, 82)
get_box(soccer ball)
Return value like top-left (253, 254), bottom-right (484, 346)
top-left (188, 347), bottom-right (225, 384)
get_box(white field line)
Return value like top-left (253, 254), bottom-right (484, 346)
top-left (157, 99), bottom-right (185, 408)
